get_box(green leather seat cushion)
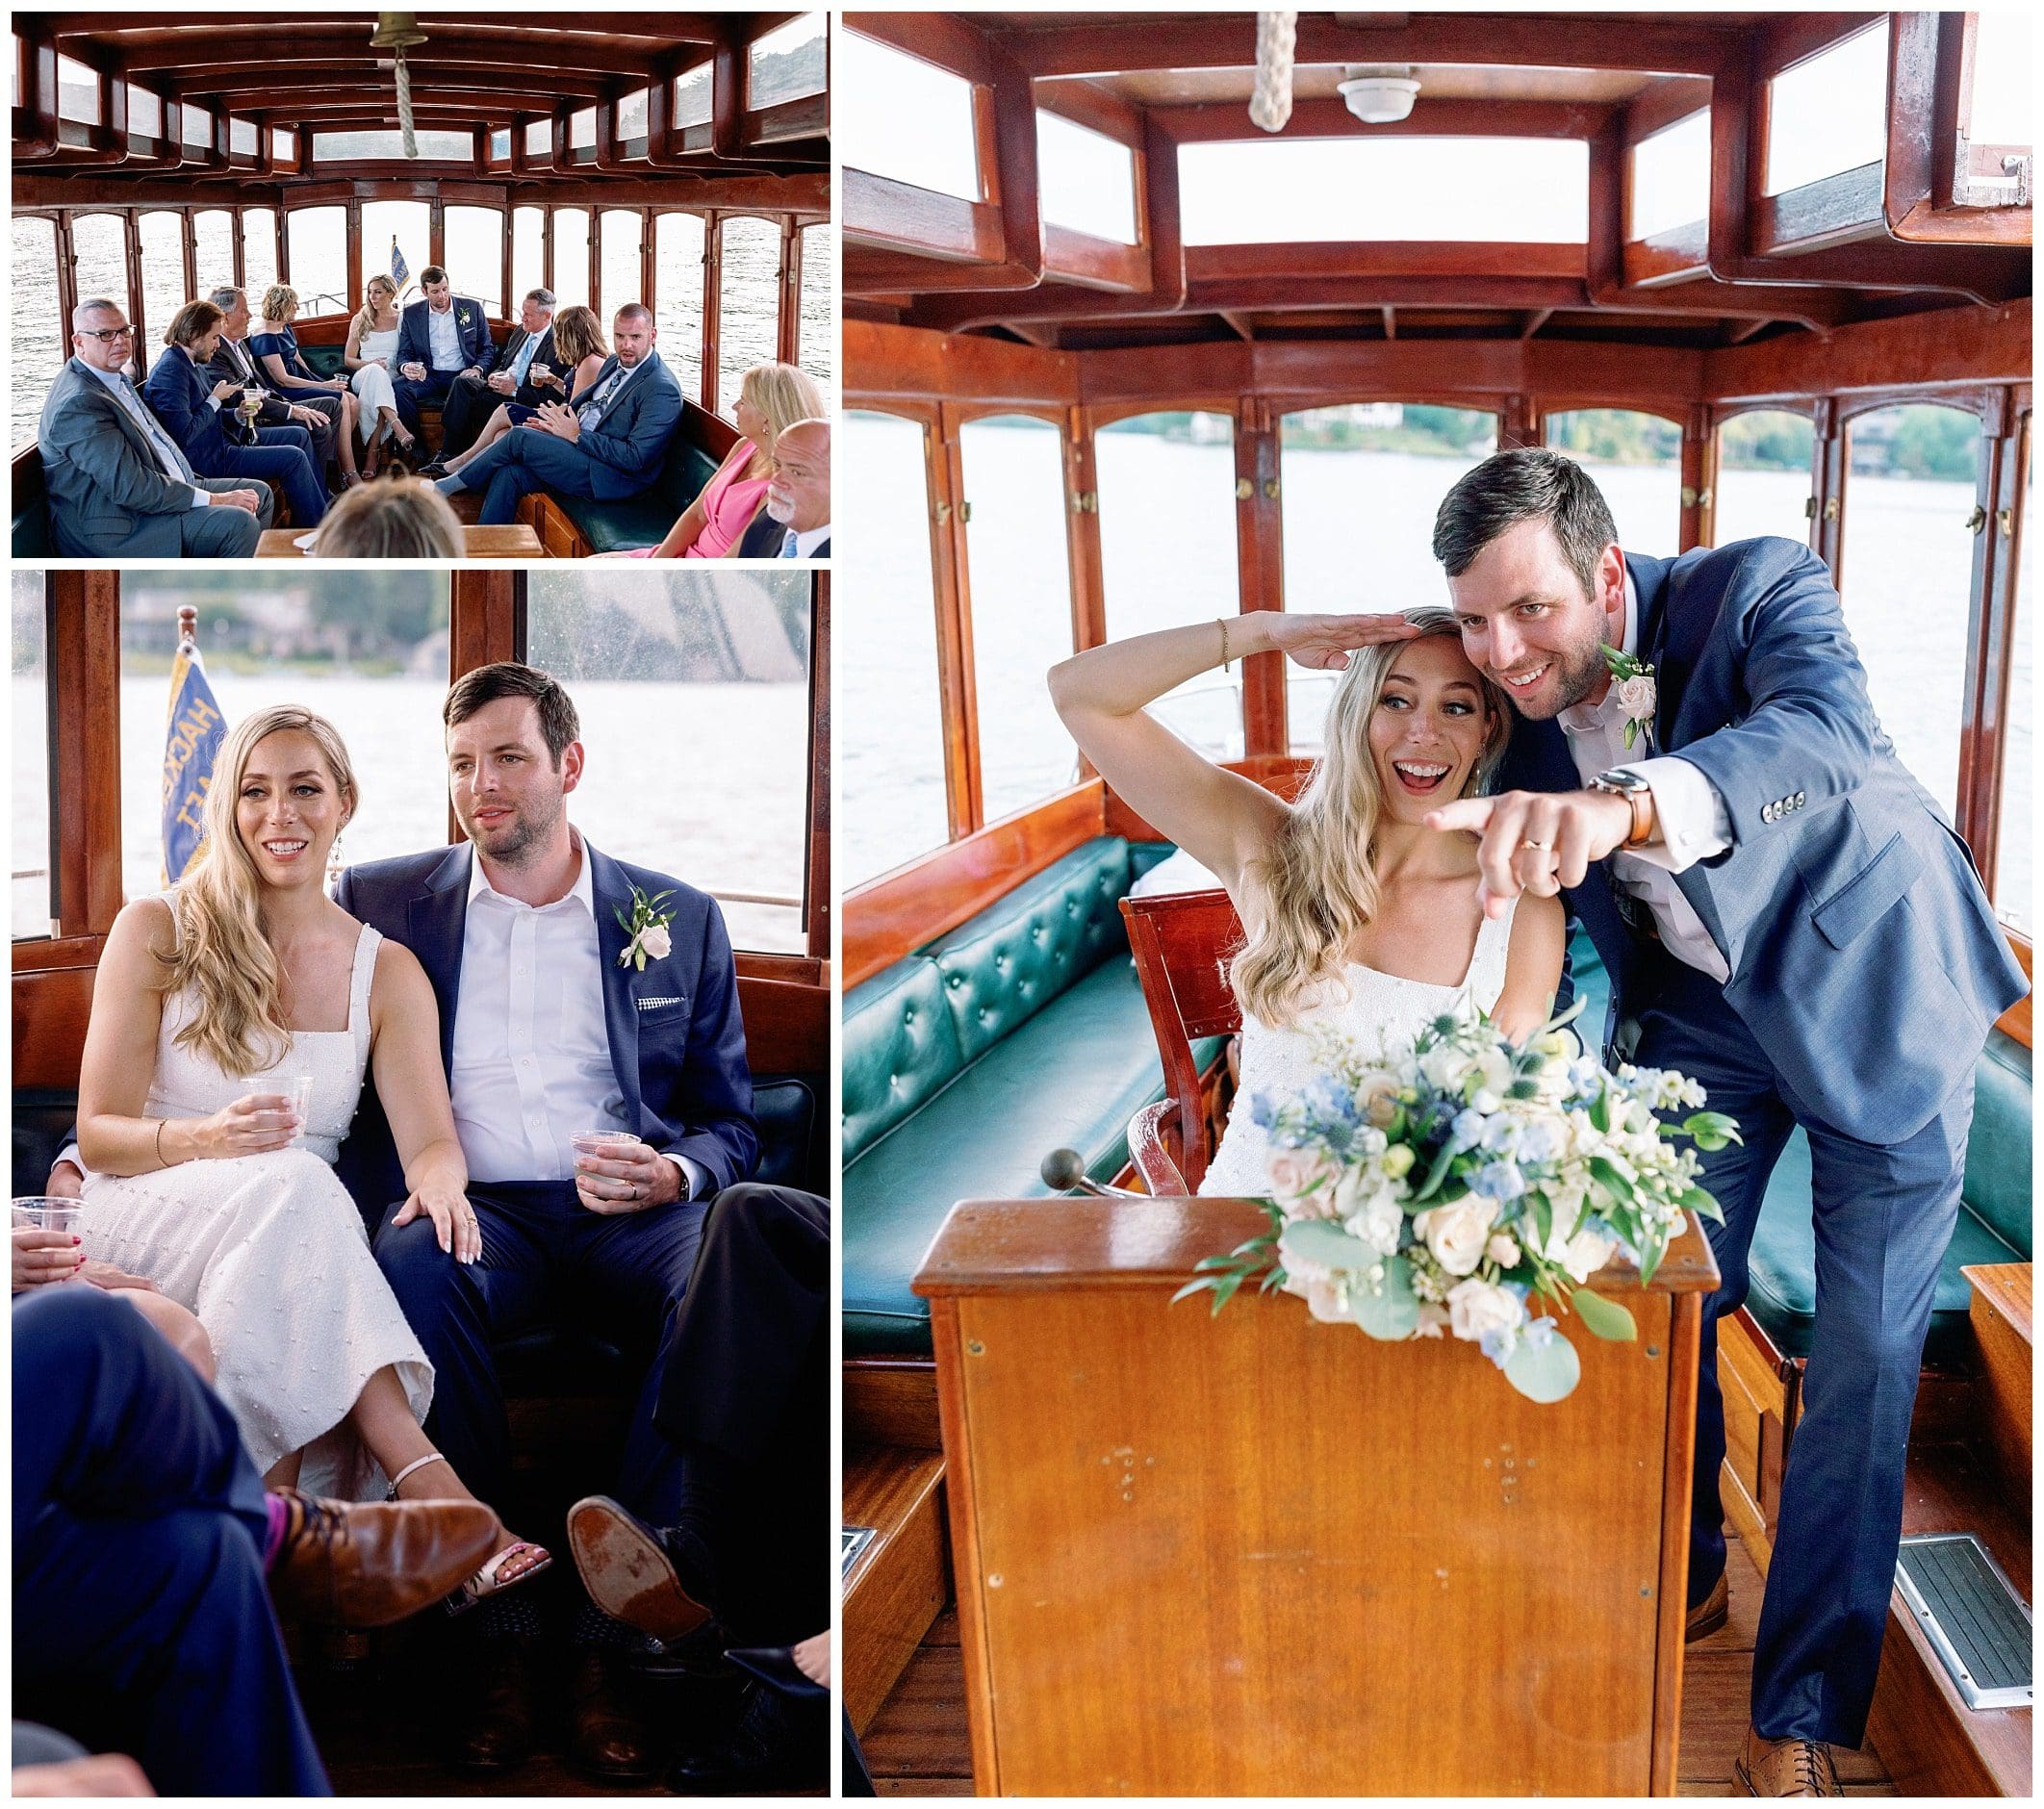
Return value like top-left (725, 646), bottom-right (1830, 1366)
top-left (556, 439), bottom-right (722, 553)
top-left (843, 955), bottom-right (1224, 1356)
top-left (842, 955), bottom-right (968, 1166)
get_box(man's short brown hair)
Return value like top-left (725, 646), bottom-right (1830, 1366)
top-left (444, 661), bottom-right (580, 766)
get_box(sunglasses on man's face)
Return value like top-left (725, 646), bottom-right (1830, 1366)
top-left (79, 325), bottom-right (135, 342)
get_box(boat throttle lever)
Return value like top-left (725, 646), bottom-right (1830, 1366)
top-left (1040, 1148), bottom-right (1144, 1199)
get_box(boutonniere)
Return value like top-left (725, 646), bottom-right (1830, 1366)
top-left (615, 883), bottom-right (676, 971)
top-left (458, 307), bottom-right (473, 327)
top-left (1600, 645), bottom-right (1657, 751)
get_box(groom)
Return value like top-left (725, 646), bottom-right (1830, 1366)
top-left (1420, 448), bottom-right (2025, 1795)
top-left (333, 660), bottom-right (756, 1778)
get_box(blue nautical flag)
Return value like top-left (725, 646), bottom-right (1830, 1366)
top-left (391, 236), bottom-right (411, 288)
top-left (162, 638), bottom-right (227, 884)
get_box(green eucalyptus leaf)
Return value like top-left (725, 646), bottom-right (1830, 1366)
top-left (1505, 1331), bottom-right (1582, 1403)
top-left (1278, 1219), bottom-right (1373, 1273)
top-left (1349, 1255), bottom-right (1419, 1341)
top-left (1569, 1287), bottom-right (1637, 1341)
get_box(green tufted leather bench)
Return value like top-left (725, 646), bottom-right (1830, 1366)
top-left (843, 837), bottom-right (1228, 1357)
top-left (550, 430), bottom-right (720, 554)
top-left (13, 449), bottom-right (53, 555)
top-left (1567, 930), bottom-right (2031, 1370)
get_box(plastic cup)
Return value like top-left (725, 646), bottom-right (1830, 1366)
top-left (572, 1130), bottom-right (644, 1171)
top-left (286, 1075), bottom-right (315, 1145)
top-left (13, 1196), bottom-right (83, 1238)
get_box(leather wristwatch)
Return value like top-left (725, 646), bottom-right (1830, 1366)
top-left (1588, 769), bottom-right (1656, 850)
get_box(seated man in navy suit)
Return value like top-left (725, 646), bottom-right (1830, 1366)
top-left (431, 304), bottom-right (681, 527)
top-left (483, 288), bottom-right (561, 412)
top-left (332, 660), bottom-right (756, 1782)
top-left (145, 299), bottom-right (329, 528)
top-left (392, 266), bottom-right (498, 459)
top-left (735, 417), bottom-right (830, 558)
top-left (1421, 448), bottom-right (2027, 1796)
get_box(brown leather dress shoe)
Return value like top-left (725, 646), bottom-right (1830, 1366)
top-left (454, 1633), bottom-right (541, 1771)
top-left (1685, 1569), bottom-right (1729, 1643)
top-left (268, 1490), bottom-right (501, 1628)
top-left (569, 1644), bottom-right (660, 1782)
top-left (566, 1493), bottom-right (714, 1643)
top-left (1734, 1728), bottom-right (1843, 1796)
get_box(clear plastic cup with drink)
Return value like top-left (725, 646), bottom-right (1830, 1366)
top-left (286, 1075), bottom-right (316, 1146)
top-left (13, 1196), bottom-right (84, 1239)
top-left (572, 1129), bottom-right (645, 1169)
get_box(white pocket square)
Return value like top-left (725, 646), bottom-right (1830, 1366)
top-left (636, 994), bottom-right (684, 1011)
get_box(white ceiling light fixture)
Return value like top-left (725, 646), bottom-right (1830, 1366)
top-left (1338, 66), bottom-right (1420, 126)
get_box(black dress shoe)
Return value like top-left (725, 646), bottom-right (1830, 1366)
top-left (451, 1632), bottom-right (540, 1771)
top-left (669, 1678), bottom-right (828, 1796)
top-left (568, 1643), bottom-right (661, 1782)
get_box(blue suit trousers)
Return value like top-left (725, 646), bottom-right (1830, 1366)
top-left (1634, 952), bottom-right (1970, 1748)
top-left (456, 426), bottom-right (618, 525)
top-left (372, 1180), bottom-right (706, 1525)
top-left (13, 1287), bottom-right (330, 1796)
top-left (215, 425), bottom-right (327, 527)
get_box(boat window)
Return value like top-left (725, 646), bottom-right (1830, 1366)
top-left (488, 128), bottom-right (510, 165)
top-left (1841, 402), bottom-right (1982, 822)
top-left (69, 213), bottom-right (128, 322)
top-left (839, 31), bottom-right (981, 201)
top-left (1762, 20), bottom-right (1889, 196)
top-left (11, 35), bottom-right (19, 110)
top-left (137, 211), bottom-right (187, 350)
top-left (1712, 410), bottom-right (1815, 547)
top-left (1966, 12), bottom-right (2032, 149)
top-left (1036, 112), bottom-right (1138, 245)
top-left (1628, 109), bottom-right (1711, 241)
top-left (1996, 425), bottom-right (2031, 931)
top-left (242, 208), bottom-right (278, 295)
top-left (654, 212), bottom-right (707, 403)
top-left (193, 210), bottom-right (234, 293)
top-left (1545, 410), bottom-right (1682, 553)
top-left (269, 128), bottom-right (294, 168)
top-left (798, 221), bottom-right (832, 385)
top-left (1280, 404), bottom-right (1498, 753)
top-left (674, 62), bottom-right (713, 130)
top-left (511, 206), bottom-right (546, 309)
top-left (600, 208), bottom-right (644, 311)
top-left (284, 206), bottom-right (347, 315)
top-left (526, 574), bottom-right (815, 955)
top-left (127, 84), bottom-right (163, 140)
top-left (229, 116), bottom-right (256, 158)
top-left (115, 588), bottom-right (451, 902)
top-left (841, 410), bottom-right (948, 885)
top-left (13, 217), bottom-right (63, 450)
top-left (718, 217), bottom-right (781, 419)
top-left (182, 104), bottom-right (212, 151)
top-left (554, 208), bottom-right (592, 309)
top-left (1178, 139), bottom-right (1589, 244)
top-left (617, 87), bottom-right (650, 146)
top-left (57, 53), bottom-right (97, 125)
top-left (1096, 412), bottom-right (1244, 758)
top-left (313, 129), bottom-right (471, 162)
top-left (570, 106), bottom-right (597, 154)
top-left (749, 13), bottom-right (827, 112)
top-left (445, 206), bottom-right (504, 314)
top-left (13, 573), bottom-right (50, 941)
top-left (361, 200), bottom-right (429, 306)
top-left (960, 416), bottom-right (1080, 821)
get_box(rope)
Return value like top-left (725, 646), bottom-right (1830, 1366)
top-left (1249, 12), bottom-right (1297, 133)
top-left (395, 49), bottom-right (416, 158)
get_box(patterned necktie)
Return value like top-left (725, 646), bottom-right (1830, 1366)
top-left (577, 368), bottom-right (623, 432)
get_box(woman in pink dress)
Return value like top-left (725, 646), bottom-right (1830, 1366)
top-left (599, 362), bottom-right (825, 559)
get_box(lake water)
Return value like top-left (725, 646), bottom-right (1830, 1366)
top-left (837, 420), bottom-right (2031, 930)
top-left (13, 674), bottom-right (809, 953)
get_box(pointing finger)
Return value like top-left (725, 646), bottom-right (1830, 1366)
top-left (1424, 797), bottom-right (1495, 834)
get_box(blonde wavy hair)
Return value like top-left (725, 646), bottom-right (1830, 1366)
top-left (737, 363), bottom-right (826, 452)
top-left (1230, 610), bottom-right (1511, 1030)
top-left (354, 272), bottom-right (397, 338)
top-left (260, 283), bottom-right (298, 324)
top-left (156, 706), bottom-right (358, 1078)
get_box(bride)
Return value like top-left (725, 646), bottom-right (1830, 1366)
top-left (1051, 607), bottom-right (1566, 1196)
top-left (74, 704), bottom-right (547, 1604)
top-left (343, 274), bottom-right (418, 465)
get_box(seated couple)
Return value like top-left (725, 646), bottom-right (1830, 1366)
top-left (1052, 447), bottom-right (2025, 1796)
top-left (41, 662), bottom-right (822, 1782)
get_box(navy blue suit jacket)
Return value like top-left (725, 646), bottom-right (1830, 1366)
top-left (1497, 536), bottom-right (2026, 1141)
top-left (736, 510), bottom-right (830, 559)
top-left (143, 344), bottom-right (251, 471)
top-left (395, 296), bottom-right (498, 376)
top-left (331, 837), bottom-right (756, 1214)
top-left (562, 351), bottom-right (683, 497)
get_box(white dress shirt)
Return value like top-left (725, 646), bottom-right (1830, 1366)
top-left (779, 522), bottom-right (830, 558)
top-left (450, 831), bottom-right (703, 1198)
top-left (575, 360), bottom-right (638, 431)
top-left (1555, 569), bottom-right (1733, 981)
top-left (83, 364), bottom-right (208, 507)
top-left (425, 303), bottom-right (463, 371)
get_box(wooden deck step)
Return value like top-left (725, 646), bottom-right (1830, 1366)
top-left (845, 1445), bottom-right (948, 1738)
top-left (1962, 1262), bottom-right (2031, 1501)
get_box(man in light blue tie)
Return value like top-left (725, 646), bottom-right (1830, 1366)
top-left (431, 304), bottom-right (681, 527)
top-left (488, 289), bottom-right (560, 411)
top-left (38, 299), bottom-right (272, 558)
top-left (735, 419), bottom-right (830, 559)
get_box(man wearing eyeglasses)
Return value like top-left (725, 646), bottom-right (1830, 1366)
top-left (38, 298), bottom-right (273, 557)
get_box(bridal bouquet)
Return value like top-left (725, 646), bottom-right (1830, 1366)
top-left (1178, 1003), bottom-right (1737, 1402)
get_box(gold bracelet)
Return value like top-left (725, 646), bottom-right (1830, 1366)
top-left (1217, 616), bottom-right (1232, 673)
top-left (154, 1119), bottom-right (168, 1167)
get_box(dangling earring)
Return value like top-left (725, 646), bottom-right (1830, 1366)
top-left (326, 830), bottom-right (346, 890)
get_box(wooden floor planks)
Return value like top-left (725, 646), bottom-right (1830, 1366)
top-left (862, 1538), bottom-right (1899, 1796)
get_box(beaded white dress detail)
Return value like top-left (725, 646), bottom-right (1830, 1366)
top-left (1199, 897), bottom-right (1520, 1197)
top-left (81, 895), bottom-right (433, 1495)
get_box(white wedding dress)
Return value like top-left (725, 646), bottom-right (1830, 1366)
top-left (350, 325), bottom-right (402, 444)
top-left (1200, 897), bottom-right (1520, 1197)
top-left (82, 895), bottom-right (432, 1496)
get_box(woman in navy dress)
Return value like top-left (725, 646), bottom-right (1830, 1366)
top-left (250, 284), bottom-right (364, 488)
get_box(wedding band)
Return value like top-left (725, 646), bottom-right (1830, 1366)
top-left (1520, 838), bottom-right (1552, 852)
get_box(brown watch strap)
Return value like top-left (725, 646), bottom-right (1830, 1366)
top-left (1622, 785), bottom-right (1654, 850)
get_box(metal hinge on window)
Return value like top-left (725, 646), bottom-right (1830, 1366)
top-left (1070, 490), bottom-right (1098, 514)
top-left (1681, 486), bottom-right (1713, 509)
top-left (935, 500), bottom-right (972, 525)
top-left (1953, 138), bottom-right (2032, 208)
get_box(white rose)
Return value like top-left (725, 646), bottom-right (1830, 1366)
top-left (1412, 1197), bottom-right (1495, 1277)
top-left (1342, 1183), bottom-right (1405, 1258)
top-left (1446, 1278), bottom-right (1524, 1342)
top-left (1420, 1043), bottom-right (1472, 1093)
top-left (638, 923), bottom-right (673, 960)
top-left (1267, 1148), bottom-right (1337, 1214)
top-left (1616, 675), bottom-right (1655, 718)
top-left (1355, 1067), bottom-right (1403, 1128)
top-left (1541, 1212), bottom-right (1618, 1283)
top-left (1486, 1233), bottom-right (1522, 1268)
